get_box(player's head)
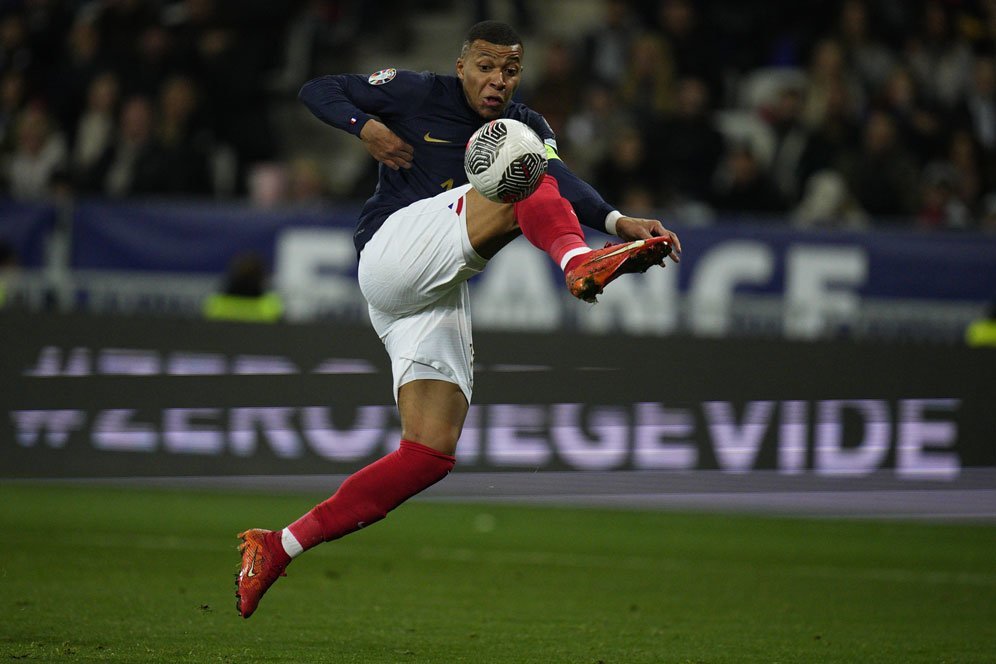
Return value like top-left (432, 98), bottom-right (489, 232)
top-left (456, 20), bottom-right (523, 120)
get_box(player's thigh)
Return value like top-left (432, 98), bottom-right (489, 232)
top-left (358, 184), bottom-right (484, 317)
top-left (366, 278), bottom-right (476, 406)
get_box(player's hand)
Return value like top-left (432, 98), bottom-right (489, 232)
top-left (360, 119), bottom-right (414, 170)
top-left (615, 216), bottom-right (681, 264)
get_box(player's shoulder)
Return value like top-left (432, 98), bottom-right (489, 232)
top-left (504, 102), bottom-right (556, 140)
top-left (362, 68), bottom-right (436, 89)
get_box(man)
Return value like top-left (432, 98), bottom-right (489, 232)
top-left (235, 20), bottom-right (681, 619)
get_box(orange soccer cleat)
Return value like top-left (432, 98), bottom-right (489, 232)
top-left (235, 529), bottom-right (290, 619)
top-left (566, 236), bottom-right (673, 303)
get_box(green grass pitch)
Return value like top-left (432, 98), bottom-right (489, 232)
top-left (1, 483), bottom-right (993, 663)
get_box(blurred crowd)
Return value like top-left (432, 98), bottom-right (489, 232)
top-left (0, 0), bottom-right (377, 205)
top-left (529, 0), bottom-right (996, 231)
top-left (3, 0), bottom-right (996, 232)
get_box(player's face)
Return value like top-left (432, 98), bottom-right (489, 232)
top-left (457, 40), bottom-right (523, 119)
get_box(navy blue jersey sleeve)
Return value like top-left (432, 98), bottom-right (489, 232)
top-left (298, 69), bottom-right (435, 137)
top-left (547, 159), bottom-right (614, 235)
top-left (511, 105), bottom-right (614, 235)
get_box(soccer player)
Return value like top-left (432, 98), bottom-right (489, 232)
top-left (235, 20), bottom-right (681, 618)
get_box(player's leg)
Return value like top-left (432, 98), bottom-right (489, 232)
top-left (464, 174), bottom-right (590, 266)
top-left (465, 176), bottom-right (672, 302)
top-left (396, 378), bottom-right (467, 455)
top-left (236, 188), bottom-right (477, 618)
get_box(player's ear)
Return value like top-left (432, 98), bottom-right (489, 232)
top-left (456, 57), bottom-right (464, 80)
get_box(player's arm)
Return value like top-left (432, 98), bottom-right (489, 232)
top-left (521, 110), bottom-right (681, 259)
top-left (298, 70), bottom-right (433, 171)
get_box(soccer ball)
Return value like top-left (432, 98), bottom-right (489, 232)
top-left (464, 119), bottom-right (548, 203)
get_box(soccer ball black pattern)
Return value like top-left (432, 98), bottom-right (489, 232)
top-left (465, 119), bottom-right (548, 203)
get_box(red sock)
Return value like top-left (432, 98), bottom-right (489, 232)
top-left (513, 174), bottom-right (590, 270)
top-left (285, 440), bottom-right (455, 552)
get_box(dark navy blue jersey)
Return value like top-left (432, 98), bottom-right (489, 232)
top-left (299, 68), bottom-right (615, 254)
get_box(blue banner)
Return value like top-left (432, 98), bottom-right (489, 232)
top-left (71, 200), bottom-right (357, 273)
top-left (0, 200), bottom-right (57, 268)
top-left (658, 224), bottom-right (996, 300)
top-left (67, 200), bottom-right (996, 302)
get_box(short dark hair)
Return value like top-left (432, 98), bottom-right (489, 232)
top-left (461, 21), bottom-right (522, 56)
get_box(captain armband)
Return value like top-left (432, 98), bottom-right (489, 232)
top-left (544, 139), bottom-right (561, 161)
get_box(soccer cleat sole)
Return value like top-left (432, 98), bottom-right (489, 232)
top-left (235, 532), bottom-right (249, 617)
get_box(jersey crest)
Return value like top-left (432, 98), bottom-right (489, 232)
top-left (367, 68), bottom-right (397, 85)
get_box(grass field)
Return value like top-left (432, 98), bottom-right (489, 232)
top-left (1, 483), bottom-right (993, 663)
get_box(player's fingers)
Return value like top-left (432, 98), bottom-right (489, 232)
top-left (390, 145), bottom-right (414, 168)
top-left (382, 158), bottom-right (400, 171)
top-left (666, 230), bottom-right (682, 262)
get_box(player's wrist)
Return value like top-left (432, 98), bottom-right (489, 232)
top-left (352, 115), bottom-right (374, 138)
top-left (605, 210), bottom-right (623, 236)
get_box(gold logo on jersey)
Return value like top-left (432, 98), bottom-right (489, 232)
top-left (423, 132), bottom-right (451, 144)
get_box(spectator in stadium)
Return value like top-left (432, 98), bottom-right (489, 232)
top-left (2, 104), bottom-right (67, 200)
top-left (0, 11), bottom-right (36, 83)
top-left (521, 38), bottom-right (580, 138)
top-left (202, 251), bottom-right (283, 323)
top-left (917, 162), bottom-right (972, 230)
top-left (78, 94), bottom-right (169, 197)
top-left (801, 38), bottom-right (865, 132)
top-left (285, 156), bottom-right (329, 204)
top-left (0, 70), bottom-right (27, 152)
top-left (92, 0), bottom-right (159, 70)
top-left (953, 55), bottom-right (996, 154)
top-left (118, 24), bottom-right (177, 99)
top-left (48, 17), bottom-right (106, 143)
top-left (71, 72), bottom-right (119, 175)
top-left (652, 0), bottom-right (722, 101)
top-left (917, 128), bottom-right (986, 229)
top-left (591, 125), bottom-right (660, 208)
top-left (792, 169), bottom-right (869, 230)
top-left (834, 0), bottom-right (897, 95)
top-left (838, 109), bottom-right (920, 219)
top-left (562, 80), bottom-right (634, 179)
top-left (171, 0), bottom-right (290, 193)
top-left (906, 0), bottom-right (973, 111)
top-left (945, 128), bottom-right (987, 215)
top-left (234, 19), bottom-right (681, 620)
top-left (796, 76), bottom-right (862, 186)
top-left (155, 74), bottom-right (212, 195)
top-left (618, 32), bottom-right (675, 119)
top-left (965, 298), bottom-right (996, 347)
top-left (646, 76), bottom-right (724, 204)
top-left (711, 143), bottom-right (787, 217)
top-left (875, 64), bottom-right (944, 165)
top-left (579, 0), bottom-right (637, 85)
top-left (764, 83), bottom-right (810, 203)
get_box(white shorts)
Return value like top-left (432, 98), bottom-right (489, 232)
top-left (357, 184), bottom-right (485, 404)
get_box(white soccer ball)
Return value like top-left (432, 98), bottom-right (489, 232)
top-left (464, 118), bottom-right (548, 203)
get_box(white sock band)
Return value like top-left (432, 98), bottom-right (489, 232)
top-left (560, 246), bottom-right (592, 271)
top-left (281, 528), bottom-right (304, 558)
